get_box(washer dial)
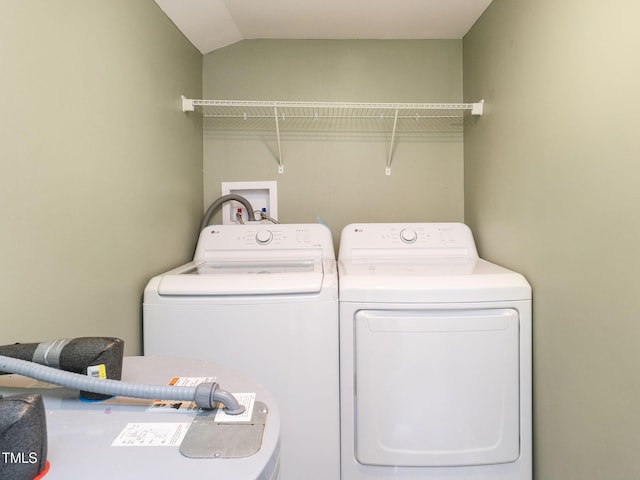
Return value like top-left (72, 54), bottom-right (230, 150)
top-left (399, 228), bottom-right (417, 244)
top-left (255, 230), bottom-right (274, 245)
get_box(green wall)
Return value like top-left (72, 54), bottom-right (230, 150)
top-left (463, 0), bottom-right (640, 478)
top-left (202, 40), bottom-right (465, 242)
top-left (0, 1), bottom-right (203, 354)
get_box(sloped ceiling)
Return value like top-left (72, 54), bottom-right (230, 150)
top-left (154, 0), bottom-right (493, 54)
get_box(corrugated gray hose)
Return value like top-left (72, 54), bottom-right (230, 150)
top-left (199, 193), bottom-right (256, 232)
top-left (0, 355), bottom-right (245, 414)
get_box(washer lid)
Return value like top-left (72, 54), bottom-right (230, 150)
top-left (338, 258), bottom-right (531, 303)
top-left (157, 258), bottom-right (324, 295)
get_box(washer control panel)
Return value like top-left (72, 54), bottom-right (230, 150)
top-left (195, 224), bottom-right (334, 259)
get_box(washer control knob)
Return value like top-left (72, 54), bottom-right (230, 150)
top-left (400, 228), bottom-right (417, 244)
top-left (255, 230), bottom-right (273, 245)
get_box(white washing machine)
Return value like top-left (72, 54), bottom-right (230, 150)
top-left (338, 223), bottom-right (532, 480)
top-left (143, 223), bottom-right (339, 480)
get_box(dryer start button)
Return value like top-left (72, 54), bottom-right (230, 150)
top-left (399, 228), bottom-right (417, 244)
top-left (255, 230), bottom-right (274, 245)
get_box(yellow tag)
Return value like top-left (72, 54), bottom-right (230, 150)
top-left (87, 364), bottom-right (107, 379)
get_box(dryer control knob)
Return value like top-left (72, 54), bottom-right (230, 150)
top-left (400, 228), bottom-right (417, 244)
top-left (255, 230), bottom-right (273, 245)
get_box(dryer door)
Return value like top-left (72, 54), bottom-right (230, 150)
top-left (354, 308), bottom-right (520, 467)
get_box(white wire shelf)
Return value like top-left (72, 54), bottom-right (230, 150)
top-left (182, 97), bottom-right (484, 175)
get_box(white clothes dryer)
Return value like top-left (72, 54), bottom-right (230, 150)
top-left (143, 223), bottom-right (339, 480)
top-left (338, 223), bottom-right (531, 480)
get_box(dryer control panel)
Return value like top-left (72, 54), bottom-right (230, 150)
top-left (339, 223), bottom-right (479, 259)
